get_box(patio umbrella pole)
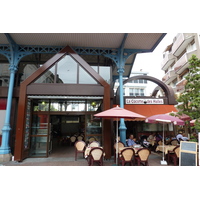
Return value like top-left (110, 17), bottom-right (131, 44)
top-left (93, 105), bottom-right (146, 166)
top-left (116, 117), bottom-right (118, 165)
top-left (161, 122), bottom-right (167, 165)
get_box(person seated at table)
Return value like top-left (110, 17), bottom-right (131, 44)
top-left (127, 134), bottom-right (137, 147)
top-left (154, 133), bottom-right (162, 143)
top-left (150, 133), bottom-right (162, 151)
top-left (176, 132), bottom-right (189, 142)
top-left (165, 135), bottom-right (172, 145)
top-left (147, 133), bottom-right (154, 142)
top-left (142, 138), bottom-right (150, 148)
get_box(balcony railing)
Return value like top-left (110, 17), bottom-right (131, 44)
top-left (162, 69), bottom-right (176, 83)
top-left (171, 33), bottom-right (195, 56)
top-left (176, 78), bottom-right (187, 92)
top-left (174, 50), bottom-right (197, 74)
top-left (161, 52), bottom-right (176, 71)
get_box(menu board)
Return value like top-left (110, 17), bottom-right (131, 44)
top-left (179, 141), bottom-right (197, 166)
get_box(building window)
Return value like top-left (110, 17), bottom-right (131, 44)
top-left (129, 88), bottom-right (144, 96)
top-left (129, 88), bottom-right (134, 96)
top-left (32, 55), bottom-right (111, 85)
top-left (132, 79), bottom-right (147, 84)
top-left (140, 89), bottom-right (144, 96)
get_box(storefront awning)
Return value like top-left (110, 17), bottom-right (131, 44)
top-left (113, 104), bottom-right (177, 121)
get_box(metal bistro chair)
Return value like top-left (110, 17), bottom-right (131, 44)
top-left (171, 139), bottom-right (179, 146)
top-left (70, 136), bottom-right (77, 146)
top-left (89, 141), bottom-right (100, 147)
top-left (88, 137), bottom-right (96, 143)
top-left (118, 147), bottom-right (135, 166)
top-left (88, 147), bottom-right (104, 166)
top-left (135, 148), bottom-right (151, 166)
top-left (74, 141), bottom-right (86, 161)
top-left (167, 146), bottom-right (180, 166)
top-left (77, 135), bottom-right (84, 141)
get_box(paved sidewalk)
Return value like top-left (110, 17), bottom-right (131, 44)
top-left (0, 145), bottom-right (174, 166)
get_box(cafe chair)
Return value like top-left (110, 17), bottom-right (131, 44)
top-left (88, 147), bottom-right (104, 166)
top-left (171, 139), bottom-right (179, 146)
top-left (74, 141), bottom-right (86, 161)
top-left (70, 136), bottom-right (77, 146)
top-left (89, 141), bottom-right (100, 147)
top-left (114, 141), bottom-right (125, 162)
top-left (135, 148), bottom-right (151, 166)
top-left (77, 135), bottom-right (84, 141)
top-left (167, 146), bottom-right (180, 166)
top-left (88, 137), bottom-right (96, 143)
top-left (118, 148), bottom-right (135, 166)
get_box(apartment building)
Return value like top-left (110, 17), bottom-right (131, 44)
top-left (114, 70), bottom-right (149, 97)
top-left (161, 33), bottom-right (200, 98)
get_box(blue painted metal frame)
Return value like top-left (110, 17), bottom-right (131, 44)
top-left (0, 33), bottom-right (166, 64)
top-left (0, 33), bottom-right (166, 155)
top-left (0, 44), bottom-right (146, 66)
top-left (0, 34), bottom-right (21, 155)
top-left (117, 34), bottom-right (128, 145)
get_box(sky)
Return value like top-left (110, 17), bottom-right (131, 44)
top-left (132, 33), bottom-right (178, 95)
top-left (132, 33), bottom-right (177, 79)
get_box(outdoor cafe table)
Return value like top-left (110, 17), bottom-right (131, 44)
top-left (156, 145), bottom-right (177, 155)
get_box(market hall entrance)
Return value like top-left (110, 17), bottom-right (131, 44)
top-left (14, 45), bottom-right (111, 161)
top-left (27, 98), bottom-right (103, 158)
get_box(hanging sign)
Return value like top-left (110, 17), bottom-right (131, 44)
top-left (125, 98), bottom-right (164, 104)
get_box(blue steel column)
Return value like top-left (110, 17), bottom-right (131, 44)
top-left (117, 67), bottom-right (127, 145)
top-left (117, 34), bottom-right (128, 146)
top-left (0, 65), bottom-right (17, 154)
top-left (0, 34), bottom-right (19, 158)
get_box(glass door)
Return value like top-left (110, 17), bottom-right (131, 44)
top-left (85, 114), bottom-right (102, 145)
top-left (29, 113), bottom-right (51, 157)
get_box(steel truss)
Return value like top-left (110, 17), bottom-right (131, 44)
top-left (0, 44), bottom-right (146, 66)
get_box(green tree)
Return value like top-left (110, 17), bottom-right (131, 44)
top-left (176, 55), bottom-right (200, 131)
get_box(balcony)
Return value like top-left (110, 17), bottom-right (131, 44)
top-left (174, 50), bottom-right (197, 75)
top-left (176, 78), bottom-right (187, 93)
top-left (162, 69), bottom-right (176, 84)
top-left (171, 33), bottom-right (195, 56)
top-left (161, 52), bottom-right (176, 71)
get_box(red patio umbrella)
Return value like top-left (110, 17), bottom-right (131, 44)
top-left (94, 105), bottom-right (146, 120)
top-left (166, 111), bottom-right (191, 121)
top-left (146, 114), bottom-right (185, 126)
top-left (145, 114), bottom-right (184, 165)
top-left (190, 119), bottom-right (200, 126)
top-left (94, 105), bottom-right (146, 164)
top-left (190, 119), bottom-right (195, 126)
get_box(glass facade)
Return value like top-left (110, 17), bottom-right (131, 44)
top-left (1, 49), bottom-right (110, 159)
top-left (33, 55), bottom-right (111, 84)
top-left (29, 114), bottom-right (50, 157)
top-left (27, 98), bottom-right (103, 157)
top-left (32, 99), bottom-right (102, 112)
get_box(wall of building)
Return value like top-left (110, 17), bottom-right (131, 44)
top-left (161, 33), bottom-right (200, 97)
